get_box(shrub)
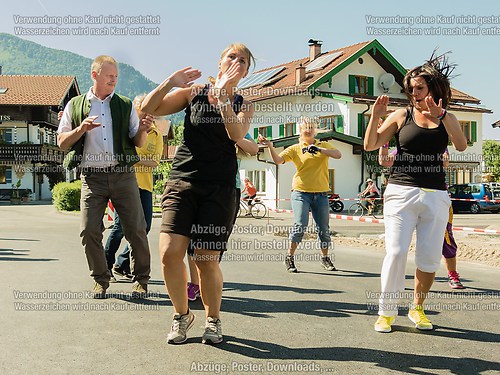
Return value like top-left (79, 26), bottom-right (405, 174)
top-left (153, 161), bottom-right (171, 196)
top-left (52, 180), bottom-right (81, 211)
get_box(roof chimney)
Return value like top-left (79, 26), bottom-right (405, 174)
top-left (295, 64), bottom-right (305, 85)
top-left (0, 66), bottom-right (2, 75)
top-left (308, 39), bottom-right (322, 62)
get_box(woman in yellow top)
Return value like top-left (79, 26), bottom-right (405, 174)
top-left (259, 117), bottom-right (341, 272)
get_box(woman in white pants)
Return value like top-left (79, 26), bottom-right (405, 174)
top-left (364, 51), bottom-right (467, 333)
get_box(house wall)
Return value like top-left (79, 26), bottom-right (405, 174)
top-left (240, 140), bottom-right (363, 210)
top-left (447, 110), bottom-right (483, 183)
top-left (0, 120), bottom-right (58, 200)
top-left (315, 52), bottom-right (406, 138)
top-left (1, 121), bottom-right (27, 141)
top-left (329, 52), bottom-right (404, 96)
top-left (252, 95), bottom-right (341, 137)
top-left (245, 49), bottom-right (486, 210)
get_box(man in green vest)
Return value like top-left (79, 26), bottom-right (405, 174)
top-left (57, 55), bottom-right (152, 299)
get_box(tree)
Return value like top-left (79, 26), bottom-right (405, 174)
top-left (153, 161), bottom-right (171, 196)
top-left (482, 140), bottom-right (500, 181)
top-left (171, 122), bottom-right (184, 146)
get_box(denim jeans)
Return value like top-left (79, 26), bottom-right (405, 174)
top-left (289, 190), bottom-right (331, 249)
top-left (105, 188), bottom-right (153, 272)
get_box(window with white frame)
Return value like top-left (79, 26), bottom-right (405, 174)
top-left (319, 115), bottom-right (343, 131)
top-left (284, 122), bottom-right (295, 137)
top-left (257, 126), bottom-right (268, 137)
top-left (446, 168), bottom-right (473, 186)
top-left (0, 129), bottom-right (12, 144)
top-left (328, 169), bottom-right (335, 193)
top-left (460, 121), bottom-right (471, 143)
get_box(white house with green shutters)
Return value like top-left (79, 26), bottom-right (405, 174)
top-left (238, 39), bottom-right (490, 210)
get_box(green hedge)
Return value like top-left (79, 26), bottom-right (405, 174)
top-left (52, 180), bottom-right (81, 211)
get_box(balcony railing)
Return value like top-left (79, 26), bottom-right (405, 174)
top-left (0, 144), bottom-right (66, 164)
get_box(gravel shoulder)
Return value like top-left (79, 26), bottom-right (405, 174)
top-left (333, 231), bottom-right (500, 267)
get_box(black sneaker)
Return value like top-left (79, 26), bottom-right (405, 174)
top-left (113, 265), bottom-right (132, 280)
top-left (320, 256), bottom-right (337, 271)
top-left (285, 255), bottom-right (298, 273)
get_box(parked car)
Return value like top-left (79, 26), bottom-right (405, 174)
top-left (448, 183), bottom-right (500, 214)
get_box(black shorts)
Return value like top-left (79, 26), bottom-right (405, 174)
top-left (161, 179), bottom-right (237, 253)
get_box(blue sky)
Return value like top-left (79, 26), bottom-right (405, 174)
top-left (1, 0), bottom-right (499, 139)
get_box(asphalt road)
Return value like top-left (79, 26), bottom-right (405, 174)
top-left (1, 203), bottom-right (499, 374)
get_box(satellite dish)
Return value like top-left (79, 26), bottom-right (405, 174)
top-left (379, 73), bottom-right (395, 93)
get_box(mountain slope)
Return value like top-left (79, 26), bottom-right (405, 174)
top-left (0, 32), bottom-right (157, 99)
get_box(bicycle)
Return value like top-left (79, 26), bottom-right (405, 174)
top-left (347, 194), bottom-right (383, 219)
top-left (238, 197), bottom-right (267, 219)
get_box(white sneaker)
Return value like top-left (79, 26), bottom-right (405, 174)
top-left (167, 310), bottom-right (195, 344)
top-left (202, 317), bottom-right (223, 344)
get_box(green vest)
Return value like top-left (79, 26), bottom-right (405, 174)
top-left (62, 93), bottom-right (139, 169)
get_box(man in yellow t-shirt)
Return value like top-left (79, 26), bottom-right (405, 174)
top-left (105, 95), bottom-right (164, 279)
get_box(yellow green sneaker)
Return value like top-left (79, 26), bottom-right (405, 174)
top-left (374, 315), bottom-right (395, 333)
top-left (408, 305), bottom-right (433, 330)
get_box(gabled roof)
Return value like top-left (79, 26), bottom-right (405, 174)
top-left (0, 75), bottom-right (79, 106)
top-left (320, 92), bottom-right (491, 114)
top-left (450, 87), bottom-right (480, 104)
top-left (240, 39), bottom-right (483, 108)
top-left (240, 40), bottom-right (405, 102)
top-left (308, 39), bottom-right (406, 92)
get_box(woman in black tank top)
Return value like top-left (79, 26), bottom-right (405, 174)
top-left (364, 52), bottom-right (467, 333)
top-left (141, 43), bottom-right (255, 345)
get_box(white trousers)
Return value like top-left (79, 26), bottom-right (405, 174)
top-left (378, 184), bottom-right (450, 316)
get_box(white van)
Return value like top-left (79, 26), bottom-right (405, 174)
top-left (489, 182), bottom-right (500, 199)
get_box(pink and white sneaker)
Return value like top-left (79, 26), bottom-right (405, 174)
top-left (187, 282), bottom-right (201, 301)
top-left (448, 271), bottom-right (465, 289)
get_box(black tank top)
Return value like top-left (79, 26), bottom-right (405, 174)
top-left (169, 86), bottom-right (243, 186)
top-left (389, 107), bottom-right (449, 190)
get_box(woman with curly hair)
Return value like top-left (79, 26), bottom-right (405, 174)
top-left (364, 51), bottom-right (467, 333)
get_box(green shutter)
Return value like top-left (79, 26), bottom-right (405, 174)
top-left (293, 123), bottom-right (297, 135)
top-left (337, 115), bottom-right (344, 133)
top-left (266, 126), bottom-right (272, 138)
top-left (368, 77), bottom-right (374, 96)
top-left (471, 121), bottom-right (477, 143)
top-left (279, 124), bottom-right (284, 137)
top-left (254, 128), bottom-right (258, 139)
top-left (349, 75), bottom-right (356, 95)
top-left (358, 113), bottom-right (363, 138)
